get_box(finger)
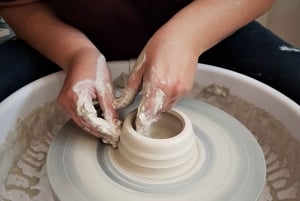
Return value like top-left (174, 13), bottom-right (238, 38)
top-left (60, 99), bottom-right (86, 129)
top-left (91, 55), bottom-right (122, 146)
top-left (69, 55), bottom-right (121, 147)
top-left (60, 98), bottom-right (103, 139)
top-left (72, 79), bottom-right (109, 134)
top-left (57, 89), bottom-right (87, 130)
top-left (81, 114), bottom-right (120, 147)
top-left (135, 83), bottom-right (166, 135)
top-left (73, 91), bottom-right (121, 147)
top-left (94, 55), bottom-right (119, 123)
top-left (161, 93), bottom-right (182, 112)
top-left (113, 50), bottom-right (147, 109)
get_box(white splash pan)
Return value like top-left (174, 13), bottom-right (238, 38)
top-left (0, 61), bottom-right (299, 185)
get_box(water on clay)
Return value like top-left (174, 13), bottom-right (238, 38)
top-left (0, 75), bottom-right (299, 201)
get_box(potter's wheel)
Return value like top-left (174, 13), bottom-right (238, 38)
top-left (47, 98), bottom-right (266, 201)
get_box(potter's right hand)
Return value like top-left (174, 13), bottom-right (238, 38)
top-left (113, 27), bottom-right (198, 135)
top-left (57, 54), bottom-right (121, 148)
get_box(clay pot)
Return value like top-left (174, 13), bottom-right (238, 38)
top-left (112, 109), bottom-right (200, 182)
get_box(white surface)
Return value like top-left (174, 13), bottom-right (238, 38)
top-left (47, 98), bottom-right (265, 201)
top-left (0, 61), bottom-right (299, 201)
top-left (195, 64), bottom-right (300, 141)
top-left (0, 71), bottom-right (65, 146)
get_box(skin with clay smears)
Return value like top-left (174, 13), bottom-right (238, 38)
top-left (73, 55), bottom-right (121, 148)
top-left (113, 51), bottom-right (147, 110)
top-left (135, 87), bottom-right (166, 135)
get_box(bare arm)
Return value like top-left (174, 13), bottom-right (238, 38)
top-left (0, 1), bottom-right (99, 77)
top-left (117, 0), bottom-right (275, 133)
top-left (0, 1), bottom-right (121, 145)
top-left (158, 0), bottom-right (275, 56)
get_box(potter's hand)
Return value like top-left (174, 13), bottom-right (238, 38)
top-left (115, 28), bottom-right (198, 135)
top-left (57, 54), bottom-right (121, 148)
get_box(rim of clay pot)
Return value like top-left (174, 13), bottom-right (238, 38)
top-left (131, 109), bottom-right (185, 139)
top-left (122, 109), bottom-right (194, 142)
top-left (110, 108), bottom-right (202, 182)
top-left (119, 109), bottom-right (198, 156)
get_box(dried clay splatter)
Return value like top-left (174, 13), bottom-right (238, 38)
top-left (188, 83), bottom-right (300, 201)
top-left (0, 101), bottom-right (69, 201)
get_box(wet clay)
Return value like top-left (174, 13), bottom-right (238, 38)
top-left (112, 109), bottom-right (200, 182)
top-left (0, 79), bottom-right (299, 201)
top-left (144, 110), bottom-right (184, 139)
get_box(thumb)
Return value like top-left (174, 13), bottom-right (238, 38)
top-left (94, 55), bottom-right (119, 122)
top-left (113, 50), bottom-right (147, 109)
top-left (135, 83), bottom-right (166, 135)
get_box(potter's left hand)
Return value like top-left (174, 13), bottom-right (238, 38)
top-left (114, 26), bottom-right (199, 134)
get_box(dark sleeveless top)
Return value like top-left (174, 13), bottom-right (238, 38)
top-left (43, 0), bottom-right (192, 60)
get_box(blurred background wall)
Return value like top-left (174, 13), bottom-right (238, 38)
top-left (257, 0), bottom-right (300, 47)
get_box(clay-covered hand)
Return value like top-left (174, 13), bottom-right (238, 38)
top-left (114, 28), bottom-right (199, 135)
top-left (57, 54), bottom-right (121, 148)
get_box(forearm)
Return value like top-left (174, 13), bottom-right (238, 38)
top-left (0, 2), bottom-right (99, 74)
top-left (1, 1), bottom-right (121, 143)
top-left (157, 0), bottom-right (275, 55)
